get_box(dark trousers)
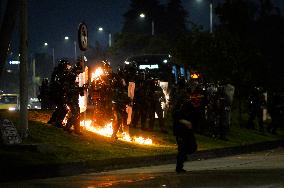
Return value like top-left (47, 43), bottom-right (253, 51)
top-left (48, 103), bottom-right (68, 127)
top-left (132, 103), bottom-right (146, 129)
top-left (112, 105), bottom-right (127, 137)
top-left (176, 131), bottom-right (197, 170)
top-left (247, 109), bottom-right (263, 131)
top-left (65, 103), bottom-right (81, 133)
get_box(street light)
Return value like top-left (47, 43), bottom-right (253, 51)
top-left (139, 13), bottom-right (154, 36)
top-left (64, 36), bottom-right (77, 59)
top-left (196, 0), bottom-right (213, 33)
top-left (43, 42), bottom-right (55, 67)
top-left (97, 27), bottom-right (112, 47)
top-left (139, 13), bottom-right (145, 18)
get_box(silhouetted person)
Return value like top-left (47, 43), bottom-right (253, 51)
top-left (132, 81), bottom-right (147, 130)
top-left (111, 75), bottom-right (131, 139)
top-left (267, 92), bottom-right (284, 134)
top-left (247, 87), bottom-right (266, 132)
top-left (38, 78), bottom-right (51, 109)
top-left (148, 78), bottom-right (167, 133)
top-left (172, 88), bottom-right (197, 173)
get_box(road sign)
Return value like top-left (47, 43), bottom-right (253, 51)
top-left (78, 22), bottom-right (88, 51)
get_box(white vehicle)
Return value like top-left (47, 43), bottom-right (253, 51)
top-left (28, 98), bottom-right (41, 110)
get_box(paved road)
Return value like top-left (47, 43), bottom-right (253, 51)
top-left (2, 147), bottom-right (284, 188)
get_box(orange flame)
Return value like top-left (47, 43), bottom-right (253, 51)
top-left (91, 67), bottom-right (104, 82)
top-left (80, 120), bottom-right (153, 145)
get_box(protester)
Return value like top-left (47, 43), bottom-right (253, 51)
top-left (172, 88), bottom-right (198, 173)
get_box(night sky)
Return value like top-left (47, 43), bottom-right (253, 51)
top-left (1, 0), bottom-right (284, 60)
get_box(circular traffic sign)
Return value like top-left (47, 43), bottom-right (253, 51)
top-left (78, 22), bottom-right (88, 51)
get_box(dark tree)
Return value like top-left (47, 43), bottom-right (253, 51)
top-left (0, 1), bottom-right (19, 77)
top-left (253, 0), bottom-right (284, 91)
top-left (165, 0), bottom-right (188, 37)
top-left (215, 0), bottom-right (256, 37)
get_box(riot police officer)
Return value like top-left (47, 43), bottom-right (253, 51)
top-left (38, 78), bottom-right (51, 109)
top-left (247, 87), bottom-right (266, 132)
top-left (132, 80), bottom-right (147, 129)
top-left (148, 78), bottom-right (167, 133)
top-left (63, 60), bottom-right (85, 134)
top-left (48, 60), bottom-right (70, 128)
top-left (111, 74), bottom-right (131, 139)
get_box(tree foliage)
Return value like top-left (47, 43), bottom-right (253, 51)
top-left (165, 0), bottom-right (188, 37)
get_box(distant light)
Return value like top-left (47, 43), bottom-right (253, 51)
top-left (139, 13), bottom-right (145, 18)
top-left (8, 107), bottom-right (16, 111)
top-left (139, 64), bottom-right (159, 69)
top-left (83, 56), bottom-right (88, 61)
top-left (44, 42), bottom-right (48, 46)
top-left (124, 61), bottom-right (130, 65)
top-left (163, 59), bottom-right (168, 64)
top-left (191, 73), bottom-right (199, 79)
top-left (9, 61), bottom-right (20, 65)
top-left (6, 69), bottom-right (12, 73)
top-left (168, 54), bottom-right (172, 58)
top-left (98, 27), bottom-right (103, 32)
top-left (64, 36), bottom-right (69, 40)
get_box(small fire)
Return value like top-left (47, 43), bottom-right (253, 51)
top-left (80, 120), bottom-right (153, 145)
top-left (91, 67), bottom-right (104, 81)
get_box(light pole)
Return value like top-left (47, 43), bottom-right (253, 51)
top-left (196, 0), bottom-right (213, 33)
top-left (97, 27), bottom-right (112, 47)
top-left (43, 42), bottom-right (55, 68)
top-left (64, 36), bottom-right (77, 59)
top-left (74, 41), bottom-right (77, 59)
top-left (139, 13), bottom-right (155, 36)
top-left (209, 0), bottom-right (213, 33)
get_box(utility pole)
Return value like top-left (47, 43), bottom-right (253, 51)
top-left (74, 41), bottom-right (77, 59)
top-left (32, 58), bottom-right (36, 98)
top-left (108, 33), bottom-right (112, 47)
top-left (151, 20), bottom-right (155, 36)
top-left (210, 0), bottom-right (213, 33)
top-left (19, 0), bottom-right (29, 138)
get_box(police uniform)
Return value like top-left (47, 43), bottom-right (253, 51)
top-left (148, 79), bottom-right (167, 132)
top-left (48, 60), bottom-right (70, 128)
top-left (111, 76), bottom-right (131, 139)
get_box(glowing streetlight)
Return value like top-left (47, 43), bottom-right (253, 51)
top-left (139, 13), bottom-right (145, 18)
top-left (63, 36), bottom-right (77, 59)
top-left (139, 13), bottom-right (154, 36)
top-left (98, 27), bottom-right (104, 32)
top-left (97, 27), bottom-right (112, 47)
top-left (43, 42), bottom-right (55, 67)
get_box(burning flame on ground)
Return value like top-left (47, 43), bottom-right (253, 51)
top-left (80, 120), bottom-right (153, 145)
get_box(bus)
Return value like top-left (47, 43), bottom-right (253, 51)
top-left (0, 94), bottom-right (19, 111)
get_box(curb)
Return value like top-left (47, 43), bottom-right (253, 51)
top-left (0, 139), bottom-right (283, 182)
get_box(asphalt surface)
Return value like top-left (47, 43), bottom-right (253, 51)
top-left (0, 139), bottom-right (283, 182)
top-left (1, 147), bottom-right (284, 187)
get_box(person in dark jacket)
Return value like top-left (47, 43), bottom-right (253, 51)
top-left (172, 88), bottom-right (198, 173)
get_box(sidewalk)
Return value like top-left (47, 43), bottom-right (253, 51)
top-left (1, 139), bottom-right (283, 182)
